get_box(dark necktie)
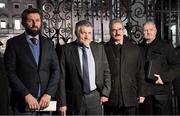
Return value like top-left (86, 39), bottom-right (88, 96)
top-left (82, 47), bottom-right (90, 93)
top-left (30, 38), bottom-right (37, 45)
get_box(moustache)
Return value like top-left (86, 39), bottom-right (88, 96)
top-left (115, 34), bottom-right (121, 36)
top-left (31, 26), bottom-right (39, 29)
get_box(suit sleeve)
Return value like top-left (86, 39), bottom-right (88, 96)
top-left (160, 43), bottom-right (180, 83)
top-left (4, 39), bottom-right (29, 97)
top-left (136, 48), bottom-right (148, 97)
top-left (101, 45), bottom-right (111, 97)
top-left (57, 45), bottom-right (66, 107)
top-left (45, 41), bottom-right (60, 97)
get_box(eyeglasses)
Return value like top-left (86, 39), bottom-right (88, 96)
top-left (111, 28), bottom-right (124, 32)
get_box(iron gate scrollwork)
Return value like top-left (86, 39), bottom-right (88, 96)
top-left (41, 0), bottom-right (180, 46)
top-left (41, 0), bottom-right (148, 45)
top-left (42, 0), bottom-right (72, 45)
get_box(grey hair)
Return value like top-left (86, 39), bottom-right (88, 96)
top-left (109, 19), bottom-right (124, 32)
top-left (143, 21), bottom-right (157, 29)
top-left (75, 20), bottom-right (93, 37)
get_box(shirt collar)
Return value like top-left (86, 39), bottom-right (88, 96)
top-left (25, 32), bottom-right (39, 40)
top-left (115, 41), bottom-right (123, 45)
top-left (76, 40), bottom-right (90, 48)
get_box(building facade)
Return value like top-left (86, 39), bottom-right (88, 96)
top-left (0, 0), bottom-right (37, 53)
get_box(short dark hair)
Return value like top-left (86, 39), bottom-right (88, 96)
top-left (75, 20), bottom-right (93, 37)
top-left (21, 8), bottom-right (42, 26)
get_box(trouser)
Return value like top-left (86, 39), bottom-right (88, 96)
top-left (104, 105), bottom-right (136, 115)
top-left (78, 90), bottom-right (102, 115)
top-left (173, 80), bottom-right (180, 114)
top-left (139, 94), bottom-right (172, 115)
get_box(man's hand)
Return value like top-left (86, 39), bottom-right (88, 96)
top-left (39, 94), bottom-right (51, 110)
top-left (154, 74), bottom-right (164, 85)
top-left (25, 94), bottom-right (39, 110)
top-left (100, 96), bottom-right (108, 104)
top-left (59, 106), bottom-right (67, 116)
top-left (138, 96), bottom-right (145, 103)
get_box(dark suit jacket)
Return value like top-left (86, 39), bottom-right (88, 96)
top-left (104, 38), bottom-right (147, 107)
top-left (4, 33), bottom-right (60, 112)
top-left (57, 41), bottom-right (111, 114)
top-left (0, 53), bottom-right (9, 114)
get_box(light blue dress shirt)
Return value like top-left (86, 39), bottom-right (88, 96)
top-left (78, 46), bottom-right (97, 91)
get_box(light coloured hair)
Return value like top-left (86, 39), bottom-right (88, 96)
top-left (75, 20), bottom-right (93, 37)
top-left (109, 19), bottom-right (125, 32)
top-left (143, 21), bottom-right (157, 29)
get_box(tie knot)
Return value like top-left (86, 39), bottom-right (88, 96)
top-left (82, 46), bottom-right (89, 52)
top-left (30, 38), bottom-right (37, 45)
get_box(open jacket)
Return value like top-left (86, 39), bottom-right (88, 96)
top-left (57, 41), bottom-right (111, 114)
top-left (4, 33), bottom-right (60, 112)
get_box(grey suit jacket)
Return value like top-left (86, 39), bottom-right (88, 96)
top-left (57, 41), bottom-right (111, 114)
top-left (4, 33), bottom-right (60, 112)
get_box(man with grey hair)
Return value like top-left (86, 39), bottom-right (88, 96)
top-left (139, 21), bottom-right (180, 114)
top-left (57, 20), bottom-right (111, 115)
top-left (104, 19), bottom-right (147, 115)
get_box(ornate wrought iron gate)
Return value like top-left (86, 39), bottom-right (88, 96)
top-left (40, 0), bottom-right (180, 114)
top-left (41, 0), bottom-right (147, 44)
top-left (40, 0), bottom-right (180, 47)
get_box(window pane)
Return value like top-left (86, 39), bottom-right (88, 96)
top-left (14, 4), bottom-right (19, 9)
top-left (14, 19), bottom-right (21, 29)
top-left (28, 4), bottom-right (33, 8)
top-left (1, 20), bottom-right (6, 28)
top-left (0, 3), bottom-right (5, 8)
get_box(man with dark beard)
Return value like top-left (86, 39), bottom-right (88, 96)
top-left (4, 8), bottom-right (60, 115)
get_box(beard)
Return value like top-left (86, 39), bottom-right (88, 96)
top-left (25, 26), bottom-right (41, 36)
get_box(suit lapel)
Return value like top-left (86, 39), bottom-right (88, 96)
top-left (71, 42), bottom-right (82, 78)
top-left (109, 42), bottom-right (119, 60)
top-left (121, 41), bottom-right (129, 71)
top-left (20, 33), bottom-right (38, 67)
top-left (38, 35), bottom-right (45, 69)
